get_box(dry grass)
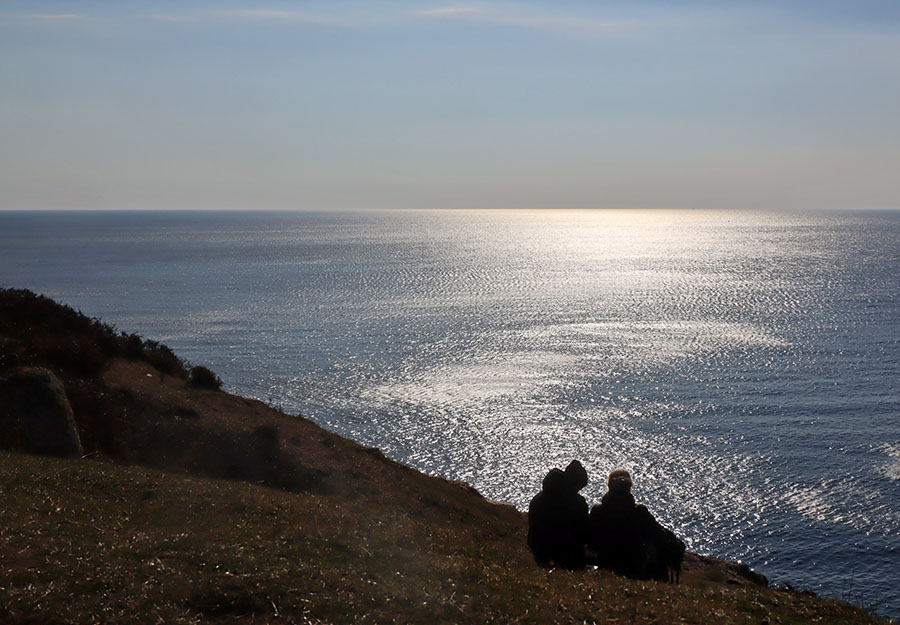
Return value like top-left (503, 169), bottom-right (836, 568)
top-left (0, 453), bottom-right (886, 625)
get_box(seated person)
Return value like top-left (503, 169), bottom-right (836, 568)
top-left (586, 469), bottom-right (685, 581)
top-left (527, 460), bottom-right (589, 569)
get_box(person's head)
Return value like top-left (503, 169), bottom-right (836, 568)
top-left (542, 467), bottom-right (567, 494)
top-left (564, 460), bottom-right (588, 492)
top-left (607, 469), bottom-right (633, 495)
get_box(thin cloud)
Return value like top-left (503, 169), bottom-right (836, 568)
top-left (2, 6), bottom-right (654, 35)
top-left (410, 5), bottom-right (661, 37)
top-left (0, 13), bottom-right (88, 21)
top-left (413, 7), bottom-right (483, 17)
top-left (143, 14), bottom-right (192, 23)
top-left (139, 9), bottom-right (333, 25)
top-left (203, 10), bottom-right (332, 23)
top-left (486, 15), bottom-right (659, 37)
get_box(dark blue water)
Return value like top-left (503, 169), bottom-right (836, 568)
top-left (1, 209), bottom-right (898, 617)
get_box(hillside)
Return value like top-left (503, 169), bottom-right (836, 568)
top-left (0, 288), bottom-right (888, 624)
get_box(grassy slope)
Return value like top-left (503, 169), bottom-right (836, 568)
top-left (1, 451), bottom-right (884, 625)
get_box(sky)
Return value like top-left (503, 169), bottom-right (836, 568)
top-left (1, 1), bottom-right (899, 210)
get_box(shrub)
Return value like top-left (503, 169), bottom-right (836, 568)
top-left (123, 334), bottom-right (145, 360)
top-left (190, 365), bottom-right (222, 391)
top-left (0, 288), bottom-right (192, 378)
top-left (144, 340), bottom-right (188, 377)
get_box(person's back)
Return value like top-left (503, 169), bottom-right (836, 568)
top-left (527, 461), bottom-right (589, 569)
top-left (588, 489), bottom-right (648, 577)
top-left (587, 469), bottom-right (683, 581)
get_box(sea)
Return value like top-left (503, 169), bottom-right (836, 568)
top-left (1, 209), bottom-right (898, 618)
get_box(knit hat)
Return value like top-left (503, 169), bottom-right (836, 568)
top-left (607, 469), bottom-right (633, 494)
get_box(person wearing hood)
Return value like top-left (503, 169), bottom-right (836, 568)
top-left (586, 469), bottom-right (685, 581)
top-left (527, 460), bottom-right (589, 569)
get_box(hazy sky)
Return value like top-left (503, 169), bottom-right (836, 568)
top-left (2, 1), bottom-right (899, 210)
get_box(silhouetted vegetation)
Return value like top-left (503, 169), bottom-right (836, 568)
top-left (189, 365), bottom-right (222, 390)
top-left (0, 288), bottom-right (190, 379)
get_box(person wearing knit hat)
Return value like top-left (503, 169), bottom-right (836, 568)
top-left (527, 460), bottom-right (590, 570)
top-left (585, 469), bottom-right (685, 582)
top-left (607, 469), bottom-right (632, 494)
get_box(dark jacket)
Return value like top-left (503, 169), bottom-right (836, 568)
top-left (586, 491), bottom-right (684, 580)
top-left (527, 469), bottom-right (589, 569)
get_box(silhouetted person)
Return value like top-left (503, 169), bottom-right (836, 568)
top-left (527, 460), bottom-right (589, 569)
top-left (586, 469), bottom-right (685, 581)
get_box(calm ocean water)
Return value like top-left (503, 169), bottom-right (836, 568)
top-left (1, 209), bottom-right (898, 617)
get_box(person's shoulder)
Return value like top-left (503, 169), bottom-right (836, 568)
top-left (528, 490), bottom-right (547, 511)
top-left (588, 502), bottom-right (606, 517)
top-left (572, 493), bottom-right (589, 515)
top-left (634, 504), bottom-right (656, 521)
top-left (634, 504), bottom-right (670, 533)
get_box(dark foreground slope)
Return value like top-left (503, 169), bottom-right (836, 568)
top-left (3, 452), bottom-right (884, 625)
top-left (0, 289), bottom-right (887, 624)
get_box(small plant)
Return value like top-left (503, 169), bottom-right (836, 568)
top-left (190, 365), bottom-right (222, 391)
top-left (123, 334), bottom-right (144, 360)
top-left (145, 341), bottom-right (188, 377)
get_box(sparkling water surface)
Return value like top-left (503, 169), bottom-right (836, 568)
top-left (1, 209), bottom-right (898, 617)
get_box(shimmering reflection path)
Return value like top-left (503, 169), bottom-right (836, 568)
top-left (1, 209), bottom-right (898, 617)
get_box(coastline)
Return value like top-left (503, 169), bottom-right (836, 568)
top-left (0, 288), bottom-right (890, 624)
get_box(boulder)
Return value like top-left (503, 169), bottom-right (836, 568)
top-left (7, 367), bottom-right (83, 458)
